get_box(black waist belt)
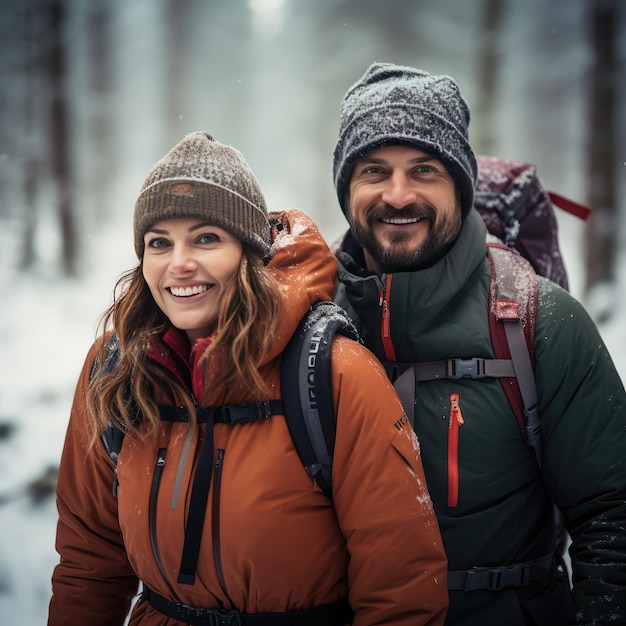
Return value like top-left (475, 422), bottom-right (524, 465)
top-left (143, 586), bottom-right (354, 626)
top-left (447, 555), bottom-right (554, 592)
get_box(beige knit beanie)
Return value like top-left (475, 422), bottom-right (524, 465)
top-left (134, 132), bottom-right (271, 258)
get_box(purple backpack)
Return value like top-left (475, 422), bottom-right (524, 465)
top-left (474, 155), bottom-right (592, 291)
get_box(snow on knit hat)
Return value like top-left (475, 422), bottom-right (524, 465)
top-left (333, 62), bottom-right (478, 219)
top-left (134, 131), bottom-right (271, 258)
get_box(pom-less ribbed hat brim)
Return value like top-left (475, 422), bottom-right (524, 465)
top-left (332, 63), bottom-right (478, 219)
top-left (334, 103), bottom-right (476, 218)
top-left (133, 132), bottom-right (271, 258)
top-left (134, 177), bottom-right (271, 257)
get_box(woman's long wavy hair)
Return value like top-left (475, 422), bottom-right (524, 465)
top-left (85, 247), bottom-right (283, 446)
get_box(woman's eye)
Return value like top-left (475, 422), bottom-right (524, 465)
top-left (197, 233), bottom-right (218, 244)
top-left (147, 237), bottom-right (170, 249)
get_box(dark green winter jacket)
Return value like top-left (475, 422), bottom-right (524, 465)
top-left (334, 210), bottom-right (626, 626)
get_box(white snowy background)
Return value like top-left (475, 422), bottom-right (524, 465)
top-left (0, 0), bottom-right (624, 623)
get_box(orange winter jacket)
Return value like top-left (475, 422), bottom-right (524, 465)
top-left (49, 209), bottom-right (448, 626)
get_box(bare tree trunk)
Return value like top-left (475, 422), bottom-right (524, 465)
top-left (474, 0), bottom-right (504, 156)
top-left (584, 0), bottom-right (619, 318)
top-left (87, 0), bottom-right (113, 220)
top-left (48, 0), bottom-right (77, 276)
top-left (18, 2), bottom-right (41, 271)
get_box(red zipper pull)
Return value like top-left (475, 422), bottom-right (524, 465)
top-left (380, 275), bottom-right (397, 361)
top-left (448, 392), bottom-right (463, 508)
top-left (449, 392), bottom-right (464, 427)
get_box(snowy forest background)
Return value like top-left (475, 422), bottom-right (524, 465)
top-left (0, 0), bottom-right (625, 623)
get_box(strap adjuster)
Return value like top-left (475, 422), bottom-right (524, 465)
top-left (464, 562), bottom-right (531, 591)
top-left (447, 358), bottom-right (487, 379)
top-left (253, 401), bottom-right (273, 420)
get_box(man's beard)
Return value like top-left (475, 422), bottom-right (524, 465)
top-left (348, 202), bottom-right (462, 273)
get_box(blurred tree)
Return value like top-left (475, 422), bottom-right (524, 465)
top-left (584, 0), bottom-right (619, 319)
top-left (17, 0), bottom-right (44, 271)
top-left (473, 0), bottom-right (503, 155)
top-left (87, 0), bottom-right (114, 220)
top-left (48, 0), bottom-right (77, 276)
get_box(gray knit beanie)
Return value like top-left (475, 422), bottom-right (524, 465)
top-left (333, 62), bottom-right (478, 219)
top-left (134, 131), bottom-right (271, 258)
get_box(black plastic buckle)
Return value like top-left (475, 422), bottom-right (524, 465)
top-left (464, 562), bottom-right (530, 591)
top-left (524, 406), bottom-right (542, 447)
top-left (212, 611), bottom-right (242, 626)
top-left (254, 401), bottom-right (273, 421)
top-left (447, 358), bottom-right (486, 380)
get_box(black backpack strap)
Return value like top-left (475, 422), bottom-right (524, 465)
top-left (447, 553), bottom-right (554, 592)
top-left (158, 402), bottom-right (284, 425)
top-left (280, 301), bottom-right (360, 500)
top-left (91, 335), bottom-right (127, 494)
top-left (143, 585), bottom-right (354, 625)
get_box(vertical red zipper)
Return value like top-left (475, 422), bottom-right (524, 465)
top-left (448, 392), bottom-right (464, 507)
top-left (380, 274), bottom-right (397, 361)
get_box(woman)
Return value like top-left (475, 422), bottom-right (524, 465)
top-left (48, 132), bottom-right (448, 625)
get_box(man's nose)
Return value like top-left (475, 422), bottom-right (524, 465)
top-left (380, 171), bottom-right (417, 208)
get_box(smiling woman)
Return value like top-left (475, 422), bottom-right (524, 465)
top-left (142, 220), bottom-right (244, 343)
top-left (48, 131), bottom-right (448, 626)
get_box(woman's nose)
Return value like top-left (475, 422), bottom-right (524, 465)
top-left (170, 245), bottom-right (197, 272)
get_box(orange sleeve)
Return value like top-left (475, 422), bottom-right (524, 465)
top-left (331, 337), bottom-right (448, 626)
top-left (48, 345), bottom-right (139, 625)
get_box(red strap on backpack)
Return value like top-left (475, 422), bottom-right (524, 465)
top-left (547, 191), bottom-right (593, 221)
top-left (487, 243), bottom-right (538, 440)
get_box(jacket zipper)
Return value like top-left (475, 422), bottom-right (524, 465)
top-left (212, 448), bottom-right (231, 601)
top-left (380, 274), bottom-right (397, 361)
top-left (448, 393), bottom-right (464, 508)
top-left (149, 448), bottom-right (170, 581)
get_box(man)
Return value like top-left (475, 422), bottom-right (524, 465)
top-left (332, 62), bottom-right (626, 625)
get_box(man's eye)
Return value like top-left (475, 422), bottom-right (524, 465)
top-left (363, 166), bottom-right (382, 175)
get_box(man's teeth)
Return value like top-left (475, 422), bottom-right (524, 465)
top-left (170, 285), bottom-right (209, 297)
top-left (381, 217), bottom-right (422, 224)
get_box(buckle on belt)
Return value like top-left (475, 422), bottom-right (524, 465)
top-left (213, 611), bottom-right (241, 626)
top-left (464, 562), bottom-right (531, 592)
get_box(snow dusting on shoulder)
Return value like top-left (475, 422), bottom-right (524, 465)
top-left (272, 211), bottom-right (313, 251)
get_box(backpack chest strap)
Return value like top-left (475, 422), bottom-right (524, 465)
top-left (391, 358), bottom-right (515, 428)
top-left (158, 400), bottom-right (285, 426)
top-left (414, 357), bottom-right (515, 381)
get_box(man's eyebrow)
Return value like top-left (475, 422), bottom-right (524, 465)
top-left (356, 155), bottom-right (439, 166)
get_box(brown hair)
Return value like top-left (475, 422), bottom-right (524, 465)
top-left (85, 248), bottom-right (282, 446)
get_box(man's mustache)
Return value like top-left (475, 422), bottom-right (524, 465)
top-left (366, 203), bottom-right (436, 225)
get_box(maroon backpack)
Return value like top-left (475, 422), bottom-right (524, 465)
top-left (474, 155), bottom-right (592, 291)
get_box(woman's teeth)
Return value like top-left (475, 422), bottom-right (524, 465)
top-left (170, 285), bottom-right (209, 297)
